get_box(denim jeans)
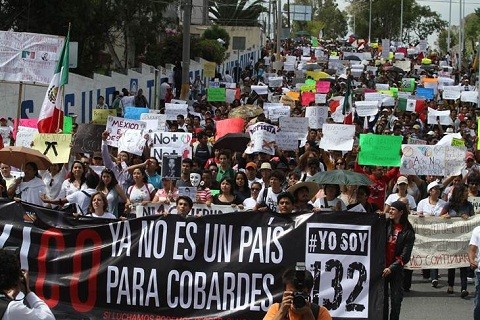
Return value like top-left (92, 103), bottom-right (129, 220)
top-left (475, 271), bottom-right (480, 320)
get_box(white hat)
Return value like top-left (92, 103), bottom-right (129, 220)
top-left (427, 181), bottom-right (443, 192)
top-left (260, 162), bottom-right (272, 170)
top-left (427, 131), bottom-right (435, 136)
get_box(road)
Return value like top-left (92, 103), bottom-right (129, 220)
top-left (401, 270), bottom-right (473, 320)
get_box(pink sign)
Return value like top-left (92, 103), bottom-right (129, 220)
top-left (13, 118), bottom-right (38, 138)
top-left (316, 81), bottom-right (331, 94)
top-left (301, 92), bottom-right (315, 106)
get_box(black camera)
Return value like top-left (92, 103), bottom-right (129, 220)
top-left (292, 262), bottom-right (311, 309)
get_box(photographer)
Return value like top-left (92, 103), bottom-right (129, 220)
top-left (264, 266), bottom-right (331, 320)
top-left (0, 249), bottom-right (55, 319)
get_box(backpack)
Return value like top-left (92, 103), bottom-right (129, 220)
top-left (0, 295), bottom-right (12, 318)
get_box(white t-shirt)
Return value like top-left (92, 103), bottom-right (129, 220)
top-left (312, 197), bottom-right (347, 211)
top-left (16, 177), bottom-right (46, 207)
top-left (469, 226), bottom-right (480, 271)
top-left (416, 197), bottom-right (447, 216)
top-left (90, 212), bottom-right (117, 219)
top-left (385, 193), bottom-right (417, 210)
top-left (128, 184), bottom-right (155, 205)
top-left (66, 187), bottom-right (97, 215)
top-left (257, 187), bottom-right (283, 213)
top-left (2, 291), bottom-right (55, 320)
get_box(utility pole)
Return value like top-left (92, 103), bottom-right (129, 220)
top-left (181, 0), bottom-right (192, 100)
top-left (368, 0), bottom-right (372, 44)
top-left (399, 0), bottom-right (403, 44)
top-left (276, 0), bottom-right (282, 59)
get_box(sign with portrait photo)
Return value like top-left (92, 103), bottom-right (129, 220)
top-left (161, 154), bottom-right (181, 179)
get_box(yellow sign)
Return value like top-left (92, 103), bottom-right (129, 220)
top-left (33, 134), bottom-right (72, 164)
top-left (204, 61), bottom-right (216, 78)
top-left (92, 109), bottom-right (116, 125)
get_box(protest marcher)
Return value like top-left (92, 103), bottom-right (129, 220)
top-left (259, 162), bottom-right (273, 188)
top-left (263, 267), bottom-right (332, 320)
top-left (176, 158), bottom-right (193, 187)
top-left (468, 224), bottom-right (480, 320)
top-left (95, 95), bottom-right (108, 109)
top-left (384, 176), bottom-right (417, 213)
top-left (212, 177), bottom-right (243, 208)
top-left (0, 249), bottom-right (55, 319)
top-left (287, 181), bottom-right (318, 213)
top-left (355, 164), bottom-right (399, 211)
top-left (192, 132), bottom-right (212, 168)
top-left (255, 169), bottom-right (286, 213)
top-left (97, 168), bottom-right (130, 217)
top-left (86, 192), bottom-right (117, 219)
top-left (339, 185), bottom-right (357, 207)
top-left (245, 162), bottom-right (261, 187)
top-left (171, 195), bottom-right (193, 218)
top-left (383, 200), bottom-right (415, 320)
top-left (101, 131), bottom-right (132, 192)
top-left (0, 164), bottom-right (15, 190)
top-left (312, 184), bottom-right (346, 212)
top-left (152, 178), bottom-right (178, 205)
top-left (128, 158), bottom-right (163, 190)
top-left (40, 163), bottom-right (67, 204)
top-left (233, 171), bottom-right (250, 202)
top-left (7, 162), bottom-right (45, 206)
top-left (58, 161), bottom-right (86, 198)
top-left (243, 181), bottom-right (262, 210)
top-left (276, 192), bottom-right (295, 215)
top-left (126, 168), bottom-right (156, 213)
top-left (134, 88), bottom-right (148, 107)
top-left (216, 150), bottom-right (235, 183)
top-left (440, 184), bottom-right (473, 297)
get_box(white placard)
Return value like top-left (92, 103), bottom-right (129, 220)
top-left (279, 117), bottom-right (309, 138)
top-left (105, 116), bottom-right (146, 147)
top-left (305, 106), bottom-right (329, 129)
top-left (268, 76), bottom-right (283, 87)
top-left (170, 99), bottom-right (187, 104)
top-left (319, 124), bottom-right (355, 151)
top-left (355, 101), bottom-right (379, 117)
top-left (140, 113), bottom-right (166, 132)
top-left (276, 131), bottom-right (299, 150)
top-left (165, 103), bottom-right (188, 121)
top-left (117, 129), bottom-right (146, 156)
top-left (461, 91), bottom-right (478, 103)
top-left (442, 90), bottom-right (461, 100)
top-left (268, 105), bottom-right (291, 121)
top-left (364, 92), bottom-right (383, 101)
top-left (244, 122), bottom-right (277, 155)
top-left (442, 85), bottom-right (463, 92)
top-left (251, 85), bottom-right (269, 95)
top-left (226, 88), bottom-right (237, 104)
top-left (382, 95), bottom-right (396, 106)
top-left (315, 94), bottom-right (327, 104)
top-left (427, 107), bottom-right (452, 125)
top-left (15, 126), bottom-right (38, 148)
top-left (375, 83), bottom-right (389, 91)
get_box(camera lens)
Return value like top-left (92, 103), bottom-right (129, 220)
top-left (293, 292), bottom-right (307, 308)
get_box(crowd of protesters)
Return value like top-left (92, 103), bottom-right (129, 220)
top-left (1, 37), bottom-right (480, 319)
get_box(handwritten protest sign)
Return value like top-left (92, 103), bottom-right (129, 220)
top-left (416, 87), bottom-right (434, 100)
top-left (33, 133), bottom-right (71, 163)
top-left (305, 106), bottom-right (328, 129)
top-left (203, 61), bottom-right (216, 78)
top-left (279, 117), bottom-right (309, 139)
top-left (359, 134), bottom-right (402, 166)
top-left (319, 124), bottom-right (355, 151)
top-left (461, 90), bottom-right (478, 103)
top-left (268, 76), bottom-right (283, 87)
top-left (150, 132), bottom-right (193, 161)
top-left (135, 203), bottom-right (240, 218)
top-left (315, 94), bottom-right (327, 104)
top-left (165, 103), bottom-right (188, 121)
top-left (124, 107), bottom-right (149, 120)
top-left (444, 145), bottom-right (466, 176)
top-left (140, 113), bottom-right (166, 132)
top-left (407, 137), bottom-right (426, 145)
top-left (316, 81), bottom-right (330, 94)
top-left (267, 105), bottom-right (290, 121)
top-left (355, 101), bottom-right (379, 117)
top-left (451, 138), bottom-right (465, 147)
top-left (427, 108), bottom-right (451, 125)
top-left (276, 131), bottom-right (299, 150)
top-left (301, 92), bottom-right (315, 106)
top-left (207, 88), bottom-right (226, 102)
top-left (375, 83), bottom-right (389, 91)
top-left (442, 90), bottom-right (461, 100)
top-left (400, 145), bottom-right (444, 175)
top-left (72, 124), bottom-right (105, 153)
top-left (400, 78), bottom-right (415, 92)
top-left (15, 126), bottom-right (37, 148)
top-left (92, 109), bottom-right (116, 124)
top-left (117, 129), bottom-right (146, 156)
top-left (469, 197), bottom-right (480, 214)
top-left (364, 92), bottom-right (383, 101)
top-left (105, 116), bottom-right (146, 147)
top-left (244, 122), bottom-right (277, 155)
top-left (0, 127), bottom-right (11, 146)
top-left (251, 85), bottom-right (268, 95)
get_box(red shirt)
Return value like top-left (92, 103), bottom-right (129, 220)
top-left (386, 223), bottom-right (403, 267)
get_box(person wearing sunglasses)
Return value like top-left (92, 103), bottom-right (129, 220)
top-left (243, 181), bottom-right (262, 211)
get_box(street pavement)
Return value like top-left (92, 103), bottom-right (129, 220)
top-left (401, 270), bottom-right (473, 320)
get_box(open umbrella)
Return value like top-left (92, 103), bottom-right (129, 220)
top-left (344, 55), bottom-right (362, 61)
top-left (307, 170), bottom-right (372, 185)
top-left (0, 146), bottom-right (53, 170)
top-left (213, 133), bottom-right (250, 152)
top-left (228, 104), bottom-right (264, 119)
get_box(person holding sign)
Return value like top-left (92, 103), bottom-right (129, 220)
top-left (383, 200), bottom-right (415, 320)
top-left (152, 178), bottom-right (178, 205)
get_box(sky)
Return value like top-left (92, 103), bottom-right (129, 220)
top-left (336, 0), bottom-right (480, 46)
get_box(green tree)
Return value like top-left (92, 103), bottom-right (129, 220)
top-left (202, 25), bottom-right (231, 49)
top-left (316, 0), bottom-right (348, 39)
top-left (437, 27), bottom-right (458, 54)
top-left (463, 12), bottom-right (480, 55)
top-left (209, 0), bottom-right (267, 26)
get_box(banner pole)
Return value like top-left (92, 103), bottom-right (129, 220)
top-left (15, 82), bottom-right (23, 139)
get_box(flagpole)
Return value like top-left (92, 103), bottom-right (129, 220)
top-left (57, 23), bottom-right (71, 133)
top-left (15, 82), bottom-right (23, 143)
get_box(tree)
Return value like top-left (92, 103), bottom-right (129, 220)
top-left (316, 0), bottom-right (348, 39)
top-left (209, 0), bottom-right (267, 26)
top-left (437, 27), bottom-right (459, 54)
top-left (202, 25), bottom-right (230, 49)
top-left (346, 0), bottom-right (446, 42)
top-left (463, 12), bottom-right (480, 55)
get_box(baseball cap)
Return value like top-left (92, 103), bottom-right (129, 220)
top-left (246, 162), bottom-right (257, 169)
top-left (396, 176), bottom-right (408, 185)
top-left (412, 124), bottom-right (420, 130)
top-left (465, 151), bottom-right (475, 161)
top-left (260, 162), bottom-right (272, 170)
top-left (427, 181), bottom-right (443, 192)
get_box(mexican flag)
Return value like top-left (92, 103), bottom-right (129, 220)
top-left (38, 31), bottom-right (70, 133)
top-left (397, 98), bottom-right (427, 121)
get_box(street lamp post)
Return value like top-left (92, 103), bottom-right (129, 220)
top-left (399, 0), bottom-right (403, 44)
top-left (368, 0), bottom-right (372, 43)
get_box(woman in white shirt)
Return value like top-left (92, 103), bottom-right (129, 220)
top-left (58, 161), bottom-right (86, 198)
top-left (126, 168), bottom-right (155, 213)
top-left (87, 192), bottom-right (117, 219)
top-left (7, 162), bottom-right (46, 206)
top-left (313, 184), bottom-right (347, 212)
top-left (384, 176), bottom-right (417, 212)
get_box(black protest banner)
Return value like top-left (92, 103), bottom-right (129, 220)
top-left (72, 124), bottom-right (105, 153)
top-left (0, 201), bottom-right (385, 320)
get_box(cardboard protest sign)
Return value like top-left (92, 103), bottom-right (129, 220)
top-left (461, 91), bottom-right (478, 103)
top-left (358, 134), bottom-right (402, 166)
top-left (355, 101), bottom-right (379, 117)
top-left (165, 103), bottom-right (188, 121)
top-left (63, 116), bottom-right (73, 134)
top-left (117, 129), bottom-right (146, 156)
top-left (72, 124), bottom-right (105, 153)
top-left (400, 145), bottom-right (444, 176)
top-left (149, 132), bottom-right (192, 161)
top-left (442, 90), bottom-right (461, 100)
top-left (279, 117), bottom-right (309, 139)
top-left (276, 131), bottom-right (299, 150)
top-left (251, 85), bottom-right (268, 95)
top-left (105, 116), bottom-right (146, 147)
top-left (33, 133), bottom-right (72, 164)
top-left (92, 109), bottom-right (116, 124)
top-left (305, 106), bottom-right (329, 129)
top-left (427, 108), bottom-right (451, 125)
top-left (207, 88), bottom-right (226, 102)
top-left (400, 78), bottom-right (415, 92)
top-left (364, 92), bottom-right (383, 101)
top-left (301, 92), bottom-right (315, 106)
top-left (316, 81), bottom-right (330, 94)
top-left (315, 94), bottom-right (327, 104)
top-left (140, 113), bottom-right (167, 132)
top-left (15, 126), bottom-right (37, 148)
top-left (244, 122), bottom-right (277, 155)
top-left (416, 87), bottom-right (434, 100)
top-left (319, 124), bottom-right (355, 151)
top-left (267, 105), bottom-right (290, 121)
top-left (124, 107), bottom-right (150, 120)
top-left (203, 61), bottom-right (216, 78)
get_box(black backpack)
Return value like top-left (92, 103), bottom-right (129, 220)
top-left (0, 295), bottom-right (12, 318)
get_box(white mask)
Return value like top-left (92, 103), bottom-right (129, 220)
top-left (190, 173), bottom-right (201, 187)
